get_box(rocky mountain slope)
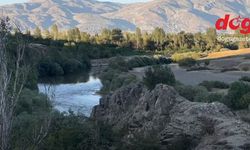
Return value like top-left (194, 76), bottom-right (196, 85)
top-left (91, 83), bottom-right (250, 149)
top-left (1, 0), bottom-right (250, 33)
top-left (0, 0), bottom-right (134, 33)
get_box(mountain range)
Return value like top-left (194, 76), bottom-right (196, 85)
top-left (1, 0), bottom-right (250, 33)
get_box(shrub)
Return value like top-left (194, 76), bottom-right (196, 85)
top-left (15, 89), bottom-right (51, 115)
top-left (80, 56), bottom-right (91, 70)
top-left (175, 85), bottom-right (223, 103)
top-left (50, 63), bottom-right (65, 76)
top-left (204, 60), bottom-right (210, 66)
top-left (194, 92), bottom-right (223, 103)
top-left (127, 56), bottom-right (156, 69)
top-left (12, 89), bottom-right (52, 149)
top-left (108, 57), bottom-right (129, 72)
top-left (206, 93), bottom-right (224, 103)
top-left (239, 92), bottom-right (250, 109)
top-left (127, 56), bottom-right (172, 70)
top-left (238, 62), bottom-right (250, 71)
top-left (199, 81), bottom-right (229, 91)
top-left (42, 113), bottom-right (121, 150)
top-left (240, 76), bottom-right (250, 82)
top-left (171, 52), bottom-right (200, 62)
top-left (156, 57), bottom-right (172, 64)
top-left (175, 85), bottom-right (200, 101)
top-left (38, 59), bottom-right (64, 77)
top-left (109, 74), bottom-right (137, 92)
top-left (143, 65), bottom-right (176, 90)
top-left (178, 58), bottom-right (197, 67)
top-left (63, 59), bottom-right (83, 74)
top-left (224, 81), bottom-right (250, 110)
top-left (100, 69), bottom-right (137, 94)
top-left (242, 66), bottom-right (250, 71)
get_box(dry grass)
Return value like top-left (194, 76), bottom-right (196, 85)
top-left (205, 48), bottom-right (250, 59)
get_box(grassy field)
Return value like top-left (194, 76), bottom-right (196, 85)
top-left (205, 48), bottom-right (250, 59)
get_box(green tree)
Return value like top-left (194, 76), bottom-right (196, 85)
top-left (205, 28), bottom-right (217, 50)
top-left (67, 29), bottom-right (74, 42)
top-left (194, 32), bottom-right (206, 51)
top-left (43, 29), bottom-right (51, 39)
top-left (73, 27), bottom-right (81, 42)
top-left (143, 33), bottom-right (155, 51)
top-left (111, 28), bottom-right (123, 45)
top-left (50, 24), bottom-right (59, 40)
top-left (33, 26), bottom-right (42, 38)
top-left (80, 32), bottom-right (90, 42)
top-left (152, 27), bottom-right (165, 50)
top-left (100, 28), bottom-right (112, 44)
top-left (135, 27), bottom-right (143, 49)
top-left (25, 29), bottom-right (31, 36)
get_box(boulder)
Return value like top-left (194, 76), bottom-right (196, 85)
top-left (91, 83), bottom-right (250, 149)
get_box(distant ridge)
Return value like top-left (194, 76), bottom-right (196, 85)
top-left (1, 0), bottom-right (250, 33)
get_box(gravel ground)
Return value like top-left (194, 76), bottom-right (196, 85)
top-left (130, 63), bottom-right (250, 86)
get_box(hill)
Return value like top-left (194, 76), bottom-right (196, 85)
top-left (1, 0), bottom-right (250, 33)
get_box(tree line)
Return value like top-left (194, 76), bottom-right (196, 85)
top-left (30, 24), bottom-right (249, 53)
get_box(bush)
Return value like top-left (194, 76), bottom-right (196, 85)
top-left (179, 81), bottom-right (250, 110)
top-left (206, 93), bottom-right (224, 103)
top-left (199, 81), bottom-right (229, 91)
top-left (38, 59), bottom-right (64, 77)
top-left (240, 76), bottom-right (250, 82)
top-left (239, 92), bottom-right (250, 108)
top-left (12, 89), bottom-right (52, 149)
top-left (156, 57), bottom-right (172, 64)
top-left (175, 85), bottom-right (223, 103)
top-left (126, 56), bottom-right (172, 70)
top-left (143, 65), bottom-right (176, 90)
top-left (108, 57), bottom-right (129, 72)
top-left (171, 52), bottom-right (200, 62)
top-left (178, 58), bottom-right (197, 67)
top-left (80, 56), bottom-right (91, 70)
top-left (175, 85), bottom-right (201, 101)
top-left (238, 62), bottom-right (250, 71)
top-left (42, 113), bottom-right (121, 150)
top-left (127, 56), bottom-right (156, 69)
top-left (180, 86), bottom-right (211, 102)
top-left (204, 60), bottom-right (210, 66)
top-left (100, 69), bottom-right (137, 94)
top-left (224, 81), bottom-right (250, 110)
top-left (63, 59), bottom-right (83, 74)
top-left (15, 89), bottom-right (51, 115)
top-left (242, 66), bottom-right (250, 71)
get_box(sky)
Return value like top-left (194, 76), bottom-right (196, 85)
top-left (0, 0), bottom-right (149, 5)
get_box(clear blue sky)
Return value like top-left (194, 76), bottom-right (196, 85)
top-left (0, 0), bottom-right (149, 5)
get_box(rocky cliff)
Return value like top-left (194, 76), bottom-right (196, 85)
top-left (91, 83), bottom-right (250, 149)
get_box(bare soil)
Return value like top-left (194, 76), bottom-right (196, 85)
top-left (130, 56), bottom-right (250, 85)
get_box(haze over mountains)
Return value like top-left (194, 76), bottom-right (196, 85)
top-left (1, 0), bottom-right (250, 33)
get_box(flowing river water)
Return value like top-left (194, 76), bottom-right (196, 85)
top-left (38, 73), bottom-right (102, 116)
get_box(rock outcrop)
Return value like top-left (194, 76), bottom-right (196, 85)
top-left (91, 83), bottom-right (250, 149)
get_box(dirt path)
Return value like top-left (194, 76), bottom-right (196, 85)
top-left (205, 48), bottom-right (250, 59)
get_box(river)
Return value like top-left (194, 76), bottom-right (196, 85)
top-left (38, 73), bottom-right (102, 116)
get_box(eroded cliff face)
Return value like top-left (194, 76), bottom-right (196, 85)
top-left (91, 83), bottom-right (250, 149)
